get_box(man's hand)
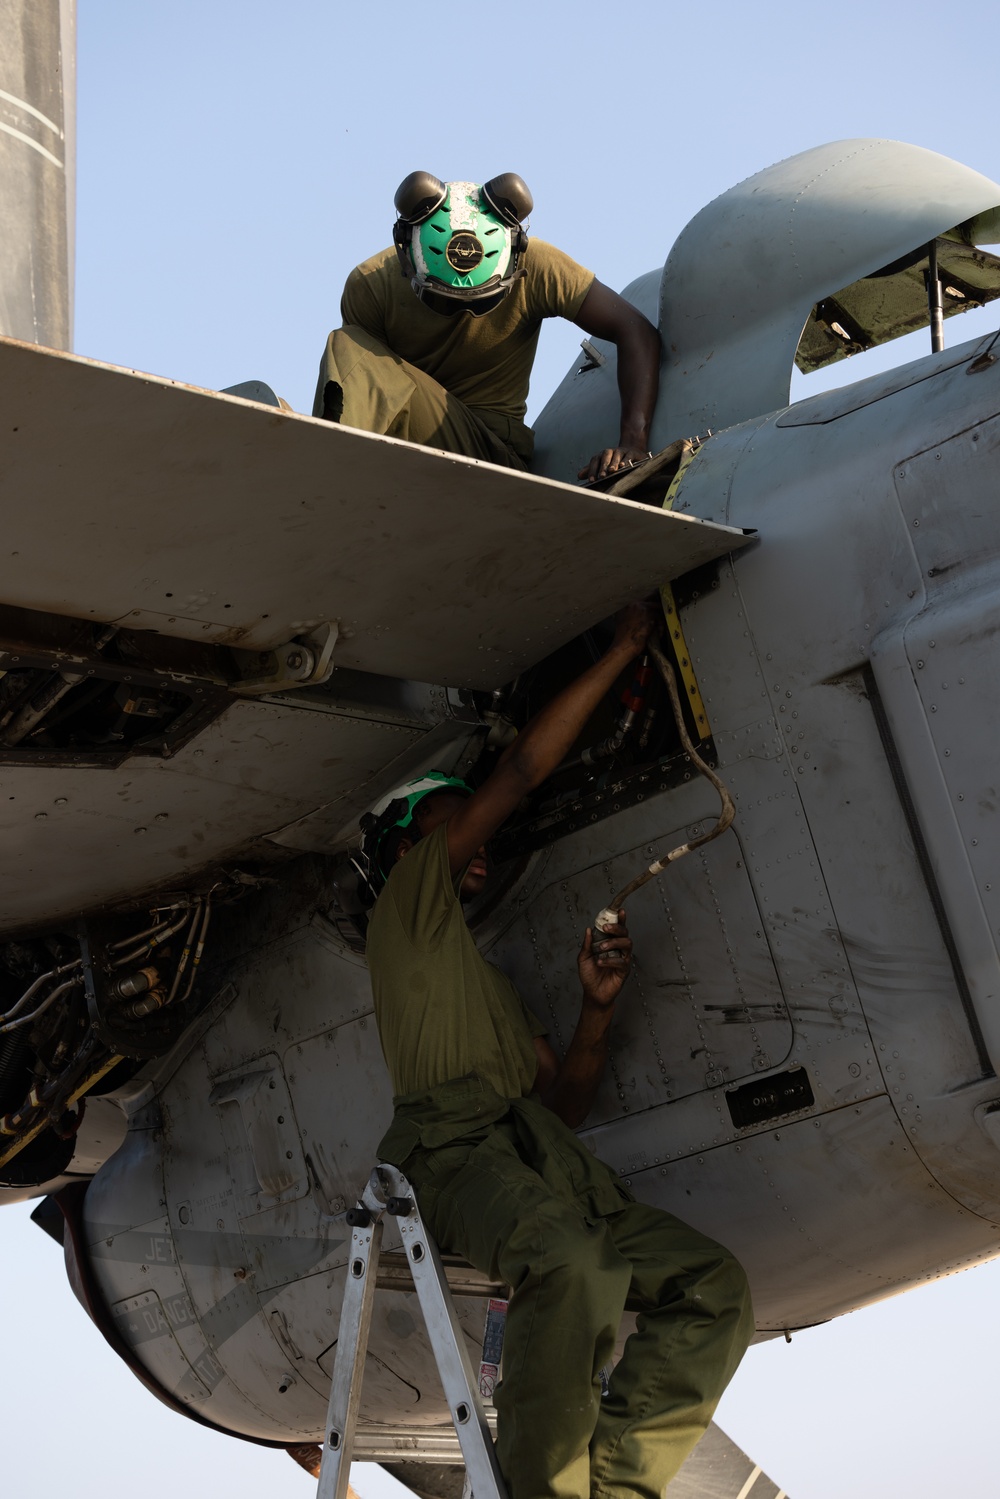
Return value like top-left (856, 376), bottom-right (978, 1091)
top-left (578, 446), bottom-right (650, 484)
top-left (578, 911), bottom-right (633, 1009)
top-left (537, 910), bottom-right (635, 1127)
top-left (572, 279), bottom-right (661, 487)
top-left (611, 600), bottom-right (657, 659)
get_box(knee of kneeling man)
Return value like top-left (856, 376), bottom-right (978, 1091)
top-left (714, 1250), bottom-right (753, 1316)
top-left (689, 1243), bottom-right (751, 1310)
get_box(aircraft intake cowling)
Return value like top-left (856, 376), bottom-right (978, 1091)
top-left (533, 139), bottom-right (1000, 484)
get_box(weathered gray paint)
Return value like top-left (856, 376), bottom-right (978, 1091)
top-left (0, 691), bottom-right (475, 932)
top-left (82, 245), bottom-right (1000, 1458)
top-left (533, 140), bottom-right (1000, 483)
top-left (13, 139), bottom-right (1000, 1484)
top-left (654, 139), bottom-right (1000, 440)
top-left (0, 0), bottom-right (74, 348)
top-left (0, 339), bottom-right (749, 681)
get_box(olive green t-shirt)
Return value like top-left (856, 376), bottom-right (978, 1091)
top-left (340, 239), bottom-right (595, 460)
top-left (366, 822), bottom-right (546, 1102)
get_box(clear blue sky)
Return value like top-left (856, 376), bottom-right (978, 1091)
top-left (6, 3), bottom-right (1000, 1496)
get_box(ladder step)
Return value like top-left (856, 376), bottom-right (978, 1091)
top-left (375, 1251), bottom-right (508, 1298)
top-left (316, 1164), bottom-right (509, 1499)
top-left (375, 1249), bottom-right (643, 1311)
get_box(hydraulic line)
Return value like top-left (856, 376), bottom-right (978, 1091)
top-left (558, 655), bottom-right (651, 773)
top-left (0, 975), bottom-right (84, 1034)
top-left (112, 907), bottom-right (192, 967)
top-left (107, 903), bottom-right (189, 952)
top-left (117, 896), bottom-right (212, 1016)
top-left (0, 960), bottom-right (82, 1025)
top-left (164, 900), bottom-right (204, 1006)
top-left (178, 897), bottom-right (212, 1004)
top-left (637, 697), bottom-right (658, 751)
top-left (594, 636), bottom-right (735, 933)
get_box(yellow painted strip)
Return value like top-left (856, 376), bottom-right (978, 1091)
top-left (735, 1466), bottom-right (763, 1499)
top-left (0, 1053), bottom-right (124, 1170)
top-left (661, 439), bottom-right (699, 513)
top-left (660, 581), bottom-right (711, 740)
top-left (659, 439), bottom-right (711, 740)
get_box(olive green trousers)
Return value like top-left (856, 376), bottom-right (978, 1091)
top-left (407, 1120), bottom-right (753, 1499)
top-left (312, 325), bottom-right (528, 469)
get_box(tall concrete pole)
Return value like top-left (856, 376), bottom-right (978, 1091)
top-left (0, 0), bottom-right (75, 350)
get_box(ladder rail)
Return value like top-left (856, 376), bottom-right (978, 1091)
top-left (316, 1214), bottom-right (384, 1499)
top-left (396, 1190), bottom-right (507, 1499)
top-left (315, 1164), bottom-right (508, 1499)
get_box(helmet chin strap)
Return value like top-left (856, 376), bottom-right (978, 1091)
top-left (415, 282), bottom-right (522, 318)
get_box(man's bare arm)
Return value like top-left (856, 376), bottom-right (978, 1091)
top-left (573, 279), bottom-right (661, 482)
top-left (442, 606), bottom-right (654, 877)
top-left (534, 912), bottom-right (633, 1128)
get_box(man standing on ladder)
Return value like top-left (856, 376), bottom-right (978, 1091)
top-left (360, 603), bottom-right (753, 1499)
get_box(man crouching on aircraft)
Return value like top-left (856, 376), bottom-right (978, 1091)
top-left (359, 602), bottom-right (753, 1499)
top-left (314, 173), bottom-right (660, 483)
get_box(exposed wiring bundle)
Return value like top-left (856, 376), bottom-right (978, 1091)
top-left (0, 890), bottom-right (220, 1175)
top-left (593, 635), bottom-right (736, 933)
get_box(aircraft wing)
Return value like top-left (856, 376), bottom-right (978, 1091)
top-left (0, 337), bottom-right (752, 690)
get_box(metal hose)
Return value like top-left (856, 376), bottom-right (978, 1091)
top-left (0, 975), bottom-right (84, 1034)
top-left (0, 960), bottom-right (82, 1025)
top-left (112, 906), bottom-right (193, 967)
top-left (594, 636), bottom-right (735, 931)
top-left (178, 897), bottom-right (212, 1004)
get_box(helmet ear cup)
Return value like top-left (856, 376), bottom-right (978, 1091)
top-left (393, 172), bottom-right (448, 282)
top-left (482, 173), bottom-right (533, 227)
top-left (394, 171), bottom-right (448, 225)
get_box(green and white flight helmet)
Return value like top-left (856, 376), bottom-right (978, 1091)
top-left (358, 770), bottom-right (473, 897)
top-left (392, 172), bottom-right (534, 315)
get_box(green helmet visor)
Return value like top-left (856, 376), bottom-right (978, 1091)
top-left (410, 181), bottom-right (521, 307)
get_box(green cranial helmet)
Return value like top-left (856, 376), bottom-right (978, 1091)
top-left (358, 771), bottom-right (472, 897)
top-left (392, 172), bottom-right (533, 315)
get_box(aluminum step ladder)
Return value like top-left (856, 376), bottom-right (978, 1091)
top-left (317, 1162), bottom-right (509, 1499)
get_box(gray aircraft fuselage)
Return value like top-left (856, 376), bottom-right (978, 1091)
top-left (75, 324), bottom-right (1000, 1447)
top-left (5, 138), bottom-right (1000, 1463)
